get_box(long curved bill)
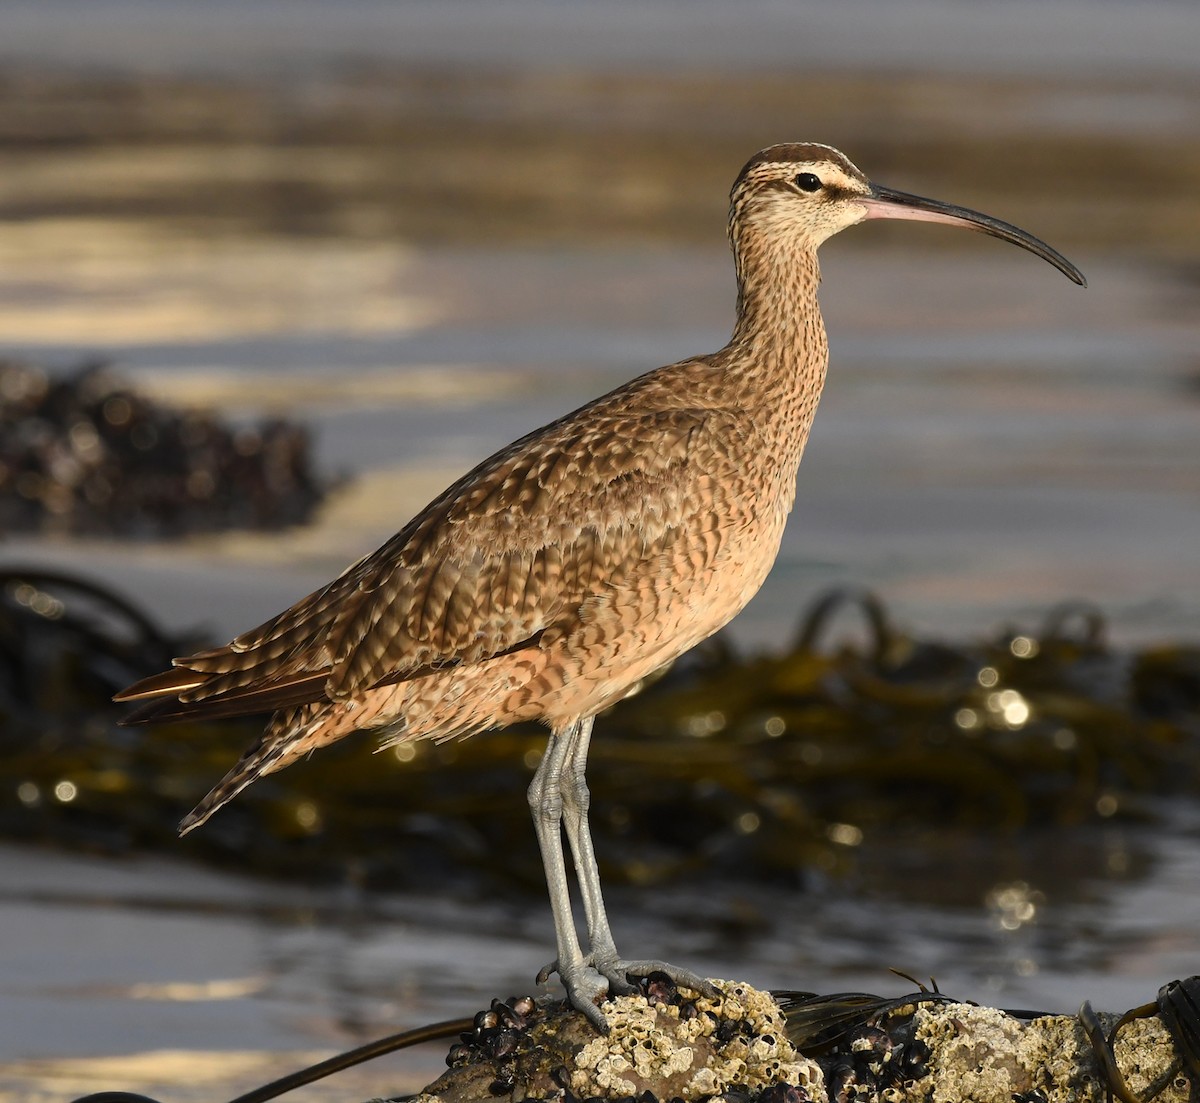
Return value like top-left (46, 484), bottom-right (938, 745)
top-left (862, 184), bottom-right (1086, 287)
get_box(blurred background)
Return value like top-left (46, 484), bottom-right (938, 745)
top-left (1, 2), bottom-right (1198, 1100)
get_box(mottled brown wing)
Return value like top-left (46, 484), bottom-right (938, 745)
top-left (119, 400), bottom-right (743, 718)
top-left (318, 404), bottom-right (728, 700)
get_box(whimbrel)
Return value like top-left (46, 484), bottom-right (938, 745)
top-left (116, 143), bottom-right (1085, 1030)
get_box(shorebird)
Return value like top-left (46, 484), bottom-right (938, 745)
top-left (116, 143), bottom-right (1085, 1030)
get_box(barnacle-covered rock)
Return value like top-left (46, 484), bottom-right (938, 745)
top-left (418, 979), bottom-right (822, 1103)
top-left (410, 981), bottom-right (1194, 1103)
top-left (907, 1000), bottom-right (1187, 1103)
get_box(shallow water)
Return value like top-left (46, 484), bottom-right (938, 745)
top-left (4, 802), bottom-right (1200, 1096)
top-left (3, 0), bottom-right (1200, 79)
top-left (1, 5), bottom-right (1199, 1099)
top-left (4, 236), bottom-right (1198, 1103)
top-left (7, 245), bottom-right (1197, 649)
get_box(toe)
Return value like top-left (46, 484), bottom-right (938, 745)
top-left (620, 960), bottom-right (719, 999)
top-left (591, 956), bottom-right (638, 996)
top-left (557, 962), bottom-right (612, 1033)
top-left (570, 990), bottom-right (611, 1033)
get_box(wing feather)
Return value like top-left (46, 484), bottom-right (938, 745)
top-left (119, 394), bottom-right (746, 724)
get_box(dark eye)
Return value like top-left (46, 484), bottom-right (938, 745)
top-left (795, 172), bottom-right (823, 193)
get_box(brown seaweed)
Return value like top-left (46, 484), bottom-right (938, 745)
top-left (0, 359), bottom-right (326, 537)
top-left (2, 569), bottom-right (1199, 892)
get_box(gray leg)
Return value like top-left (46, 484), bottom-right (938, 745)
top-left (557, 716), bottom-right (720, 1005)
top-left (557, 715), bottom-right (632, 994)
top-left (527, 725), bottom-right (609, 1030)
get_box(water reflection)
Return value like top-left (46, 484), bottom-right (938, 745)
top-left (4, 805), bottom-right (1197, 1073)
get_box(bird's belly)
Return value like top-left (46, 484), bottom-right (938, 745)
top-left (535, 508), bottom-right (788, 727)
top-left (324, 508), bottom-right (791, 745)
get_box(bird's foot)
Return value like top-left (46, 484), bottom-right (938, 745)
top-left (537, 954), bottom-right (616, 1031)
top-left (537, 953), bottom-right (719, 1032)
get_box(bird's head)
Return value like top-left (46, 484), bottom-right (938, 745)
top-left (730, 142), bottom-right (1085, 286)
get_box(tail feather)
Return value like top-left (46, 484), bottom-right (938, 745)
top-left (114, 666), bottom-right (207, 703)
top-left (114, 662), bottom-right (334, 833)
top-left (115, 670), bottom-right (330, 725)
top-left (178, 735), bottom-right (293, 835)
